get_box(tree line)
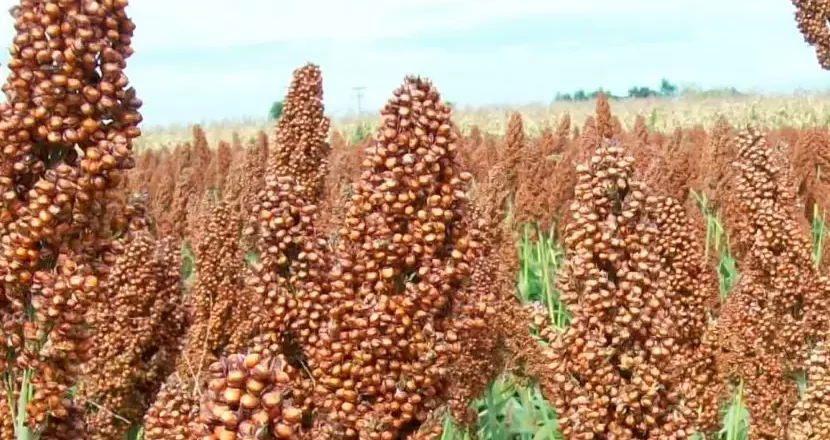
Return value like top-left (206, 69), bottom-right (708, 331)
top-left (553, 78), bottom-right (744, 102)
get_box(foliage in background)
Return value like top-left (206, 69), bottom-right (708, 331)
top-left (269, 99), bottom-right (284, 120)
top-left (348, 121), bottom-right (374, 145)
top-left (680, 85), bottom-right (746, 98)
top-left (691, 190), bottom-right (739, 300)
top-left (811, 203), bottom-right (828, 269)
top-left (552, 78), bottom-right (746, 103)
top-left (516, 225), bottom-right (568, 331)
top-left (554, 78), bottom-right (681, 102)
top-left (440, 222), bottom-right (567, 439)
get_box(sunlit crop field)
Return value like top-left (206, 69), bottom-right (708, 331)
top-left (135, 93), bottom-right (830, 150)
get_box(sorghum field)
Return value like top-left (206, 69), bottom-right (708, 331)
top-left (3, 1), bottom-right (830, 440)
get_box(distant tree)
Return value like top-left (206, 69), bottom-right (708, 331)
top-left (269, 100), bottom-right (284, 120)
top-left (446, 101), bottom-right (456, 110)
top-left (659, 78), bottom-right (678, 97)
top-left (627, 86), bottom-right (658, 98)
top-left (590, 89), bottom-right (622, 100)
top-left (550, 78), bottom-right (715, 103)
top-left (555, 92), bottom-right (573, 101)
top-left (679, 85), bottom-right (746, 98)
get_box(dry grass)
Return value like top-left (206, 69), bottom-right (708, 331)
top-left (136, 93), bottom-right (830, 150)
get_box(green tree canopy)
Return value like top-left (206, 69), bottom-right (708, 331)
top-left (269, 100), bottom-right (284, 120)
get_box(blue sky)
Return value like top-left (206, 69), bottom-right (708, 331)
top-left (0, 0), bottom-right (825, 126)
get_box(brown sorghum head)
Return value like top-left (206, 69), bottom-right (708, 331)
top-left (792, 0), bottom-right (830, 69)
top-left (308, 75), bottom-right (483, 439)
top-left (539, 137), bottom-right (715, 438)
top-left (0, 0), bottom-right (142, 429)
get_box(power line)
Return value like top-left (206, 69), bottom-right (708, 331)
top-left (352, 86), bottom-right (366, 115)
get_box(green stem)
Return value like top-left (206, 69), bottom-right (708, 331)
top-left (540, 235), bottom-right (557, 329)
top-left (14, 369), bottom-right (35, 440)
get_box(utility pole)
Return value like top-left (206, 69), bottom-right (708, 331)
top-left (352, 86), bottom-right (366, 115)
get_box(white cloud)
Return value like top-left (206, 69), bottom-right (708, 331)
top-left (0, 0), bottom-right (813, 125)
top-left (0, 0), bottom-right (799, 52)
top-left (106, 6), bottom-right (826, 125)
top-left (127, 0), bottom-right (798, 50)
